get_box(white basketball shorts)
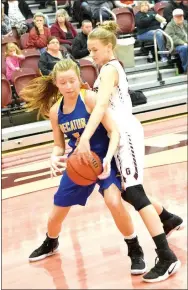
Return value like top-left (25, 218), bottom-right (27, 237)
top-left (115, 120), bottom-right (145, 188)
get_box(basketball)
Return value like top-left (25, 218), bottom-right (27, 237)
top-left (66, 151), bottom-right (103, 185)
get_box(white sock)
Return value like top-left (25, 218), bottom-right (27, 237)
top-left (47, 233), bottom-right (58, 239)
top-left (124, 231), bottom-right (137, 240)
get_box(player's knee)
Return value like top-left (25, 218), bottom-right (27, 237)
top-left (104, 193), bottom-right (122, 212)
top-left (122, 184), bottom-right (151, 211)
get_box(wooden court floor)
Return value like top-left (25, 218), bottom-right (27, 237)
top-left (2, 115), bottom-right (187, 289)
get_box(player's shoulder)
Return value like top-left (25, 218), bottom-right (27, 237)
top-left (49, 97), bottom-right (62, 120)
top-left (101, 63), bottom-right (117, 74)
top-left (100, 63), bottom-right (118, 80)
top-left (84, 90), bottom-right (97, 111)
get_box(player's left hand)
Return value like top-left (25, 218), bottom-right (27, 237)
top-left (98, 158), bottom-right (111, 180)
top-left (50, 155), bottom-right (67, 177)
top-left (75, 138), bottom-right (92, 165)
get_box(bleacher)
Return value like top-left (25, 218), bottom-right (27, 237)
top-left (2, 0), bottom-right (187, 151)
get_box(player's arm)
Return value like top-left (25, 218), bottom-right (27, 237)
top-left (81, 65), bottom-right (118, 140)
top-left (49, 102), bottom-right (66, 176)
top-left (85, 91), bottom-right (120, 178)
top-left (49, 102), bottom-right (65, 156)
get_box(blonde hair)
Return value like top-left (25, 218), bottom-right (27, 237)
top-left (139, 1), bottom-right (150, 8)
top-left (33, 12), bottom-right (46, 21)
top-left (5, 43), bottom-right (22, 57)
top-left (56, 9), bottom-right (70, 22)
top-left (88, 21), bottom-right (119, 49)
top-left (20, 59), bottom-right (81, 119)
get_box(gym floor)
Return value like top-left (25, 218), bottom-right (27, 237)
top-left (2, 115), bottom-right (187, 289)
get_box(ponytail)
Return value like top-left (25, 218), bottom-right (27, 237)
top-left (20, 58), bottom-right (82, 119)
top-left (20, 75), bottom-right (59, 119)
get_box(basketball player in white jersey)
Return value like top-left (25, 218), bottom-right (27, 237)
top-left (75, 21), bottom-right (183, 283)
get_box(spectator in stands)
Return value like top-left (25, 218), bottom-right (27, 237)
top-left (26, 12), bottom-right (51, 54)
top-left (113, 0), bottom-right (137, 9)
top-left (72, 0), bottom-right (93, 25)
top-left (3, 0), bottom-right (33, 35)
top-left (163, 0), bottom-right (188, 23)
top-left (38, 0), bottom-right (53, 10)
top-left (72, 1), bottom-right (114, 26)
top-left (165, 8), bottom-right (188, 73)
top-left (38, 37), bottom-right (64, 75)
top-left (5, 42), bottom-right (25, 81)
top-left (135, 1), bottom-right (168, 62)
top-left (1, 3), bottom-right (12, 36)
top-left (38, 36), bottom-right (79, 75)
top-left (51, 9), bottom-right (78, 53)
top-left (38, 0), bottom-right (46, 9)
top-left (72, 20), bottom-right (93, 59)
top-left (89, 1), bottom-right (114, 24)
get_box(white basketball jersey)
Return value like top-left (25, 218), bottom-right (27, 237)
top-left (93, 59), bottom-right (145, 187)
top-left (93, 59), bottom-right (137, 132)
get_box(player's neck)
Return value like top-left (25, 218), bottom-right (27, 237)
top-left (102, 55), bottom-right (116, 66)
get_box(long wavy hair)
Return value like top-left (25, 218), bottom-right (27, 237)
top-left (20, 58), bottom-right (82, 119)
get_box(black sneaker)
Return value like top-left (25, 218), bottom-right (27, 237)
top-left (143, 249), bottom-right (181, 283)
top-left (163, 214), bottom-right (184, 237)
top-left (29, 235), bottom-right (59, 262)
top-left (125, 237), bottom-right (147, 275)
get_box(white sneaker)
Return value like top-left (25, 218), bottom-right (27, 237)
top-left (161, 57), bottom-right (168, 63)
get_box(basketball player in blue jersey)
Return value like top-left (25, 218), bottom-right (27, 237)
top-left (21, 58), bottom-right (149, 275)
top-left (74, 21), bottom-right (183, 282)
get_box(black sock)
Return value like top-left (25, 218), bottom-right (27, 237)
top-left (153, 233), bottom-right (170, 250)
top-left (159, 207), bottom-right (173, 223)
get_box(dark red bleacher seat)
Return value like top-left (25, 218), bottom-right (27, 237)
top-left (79, 60), bottom-right (98, 88)
top-left (2, 74), bottom-right (13, 108)
top-left (20, 33), bottom-right (30, 49)
top-left (154, 2), bottom-right (168, 16)
top-left (11, 68), bottom-right (37, 97)
top-left (20, 48), bottom-right (40, 74)
top-left (112, 8), bottom-right (135, 35)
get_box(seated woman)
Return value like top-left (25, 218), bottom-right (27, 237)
top-left (135, 1), bottom-right (168, 62)
top-left (38, 36), bottom-right (79, 75)
top-left (3, 0), bottom-right (33, 35)
top-left (50, 9), bottom-right (77, 53)
top-left (26, 12), bottom-right (51, 54)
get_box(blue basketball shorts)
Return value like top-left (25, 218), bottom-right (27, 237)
top-left (54, 165), bottom-right (121, 207)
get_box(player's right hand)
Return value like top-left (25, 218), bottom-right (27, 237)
top-left (50, 155), bottom-right (67, 177)
top-left (98, 157), bottom-right (111, 180)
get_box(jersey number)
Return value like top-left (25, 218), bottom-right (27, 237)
top-left (72, 132), bottom-right (80, 147)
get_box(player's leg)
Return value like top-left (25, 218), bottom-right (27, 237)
top-left (116, 130), bottom-right (181, 282)
top-left (29, 205), bottom-right (71, 262)
top-left (29, 171), bottom-right (95, 262)
top-left (150, 200), bottom-right (184, 237)
top-left (117, 125), bottom-right (183, 236)
top-left (99, 169), bottom-right (146, 275)
top-left (124, 186), bottom-right (181, 282)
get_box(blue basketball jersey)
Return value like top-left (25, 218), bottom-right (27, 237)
top-left (58, 90), bottom-right (109, 159)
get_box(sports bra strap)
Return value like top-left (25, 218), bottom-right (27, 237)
top-left (80, 88), bottom-right (86, 103)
